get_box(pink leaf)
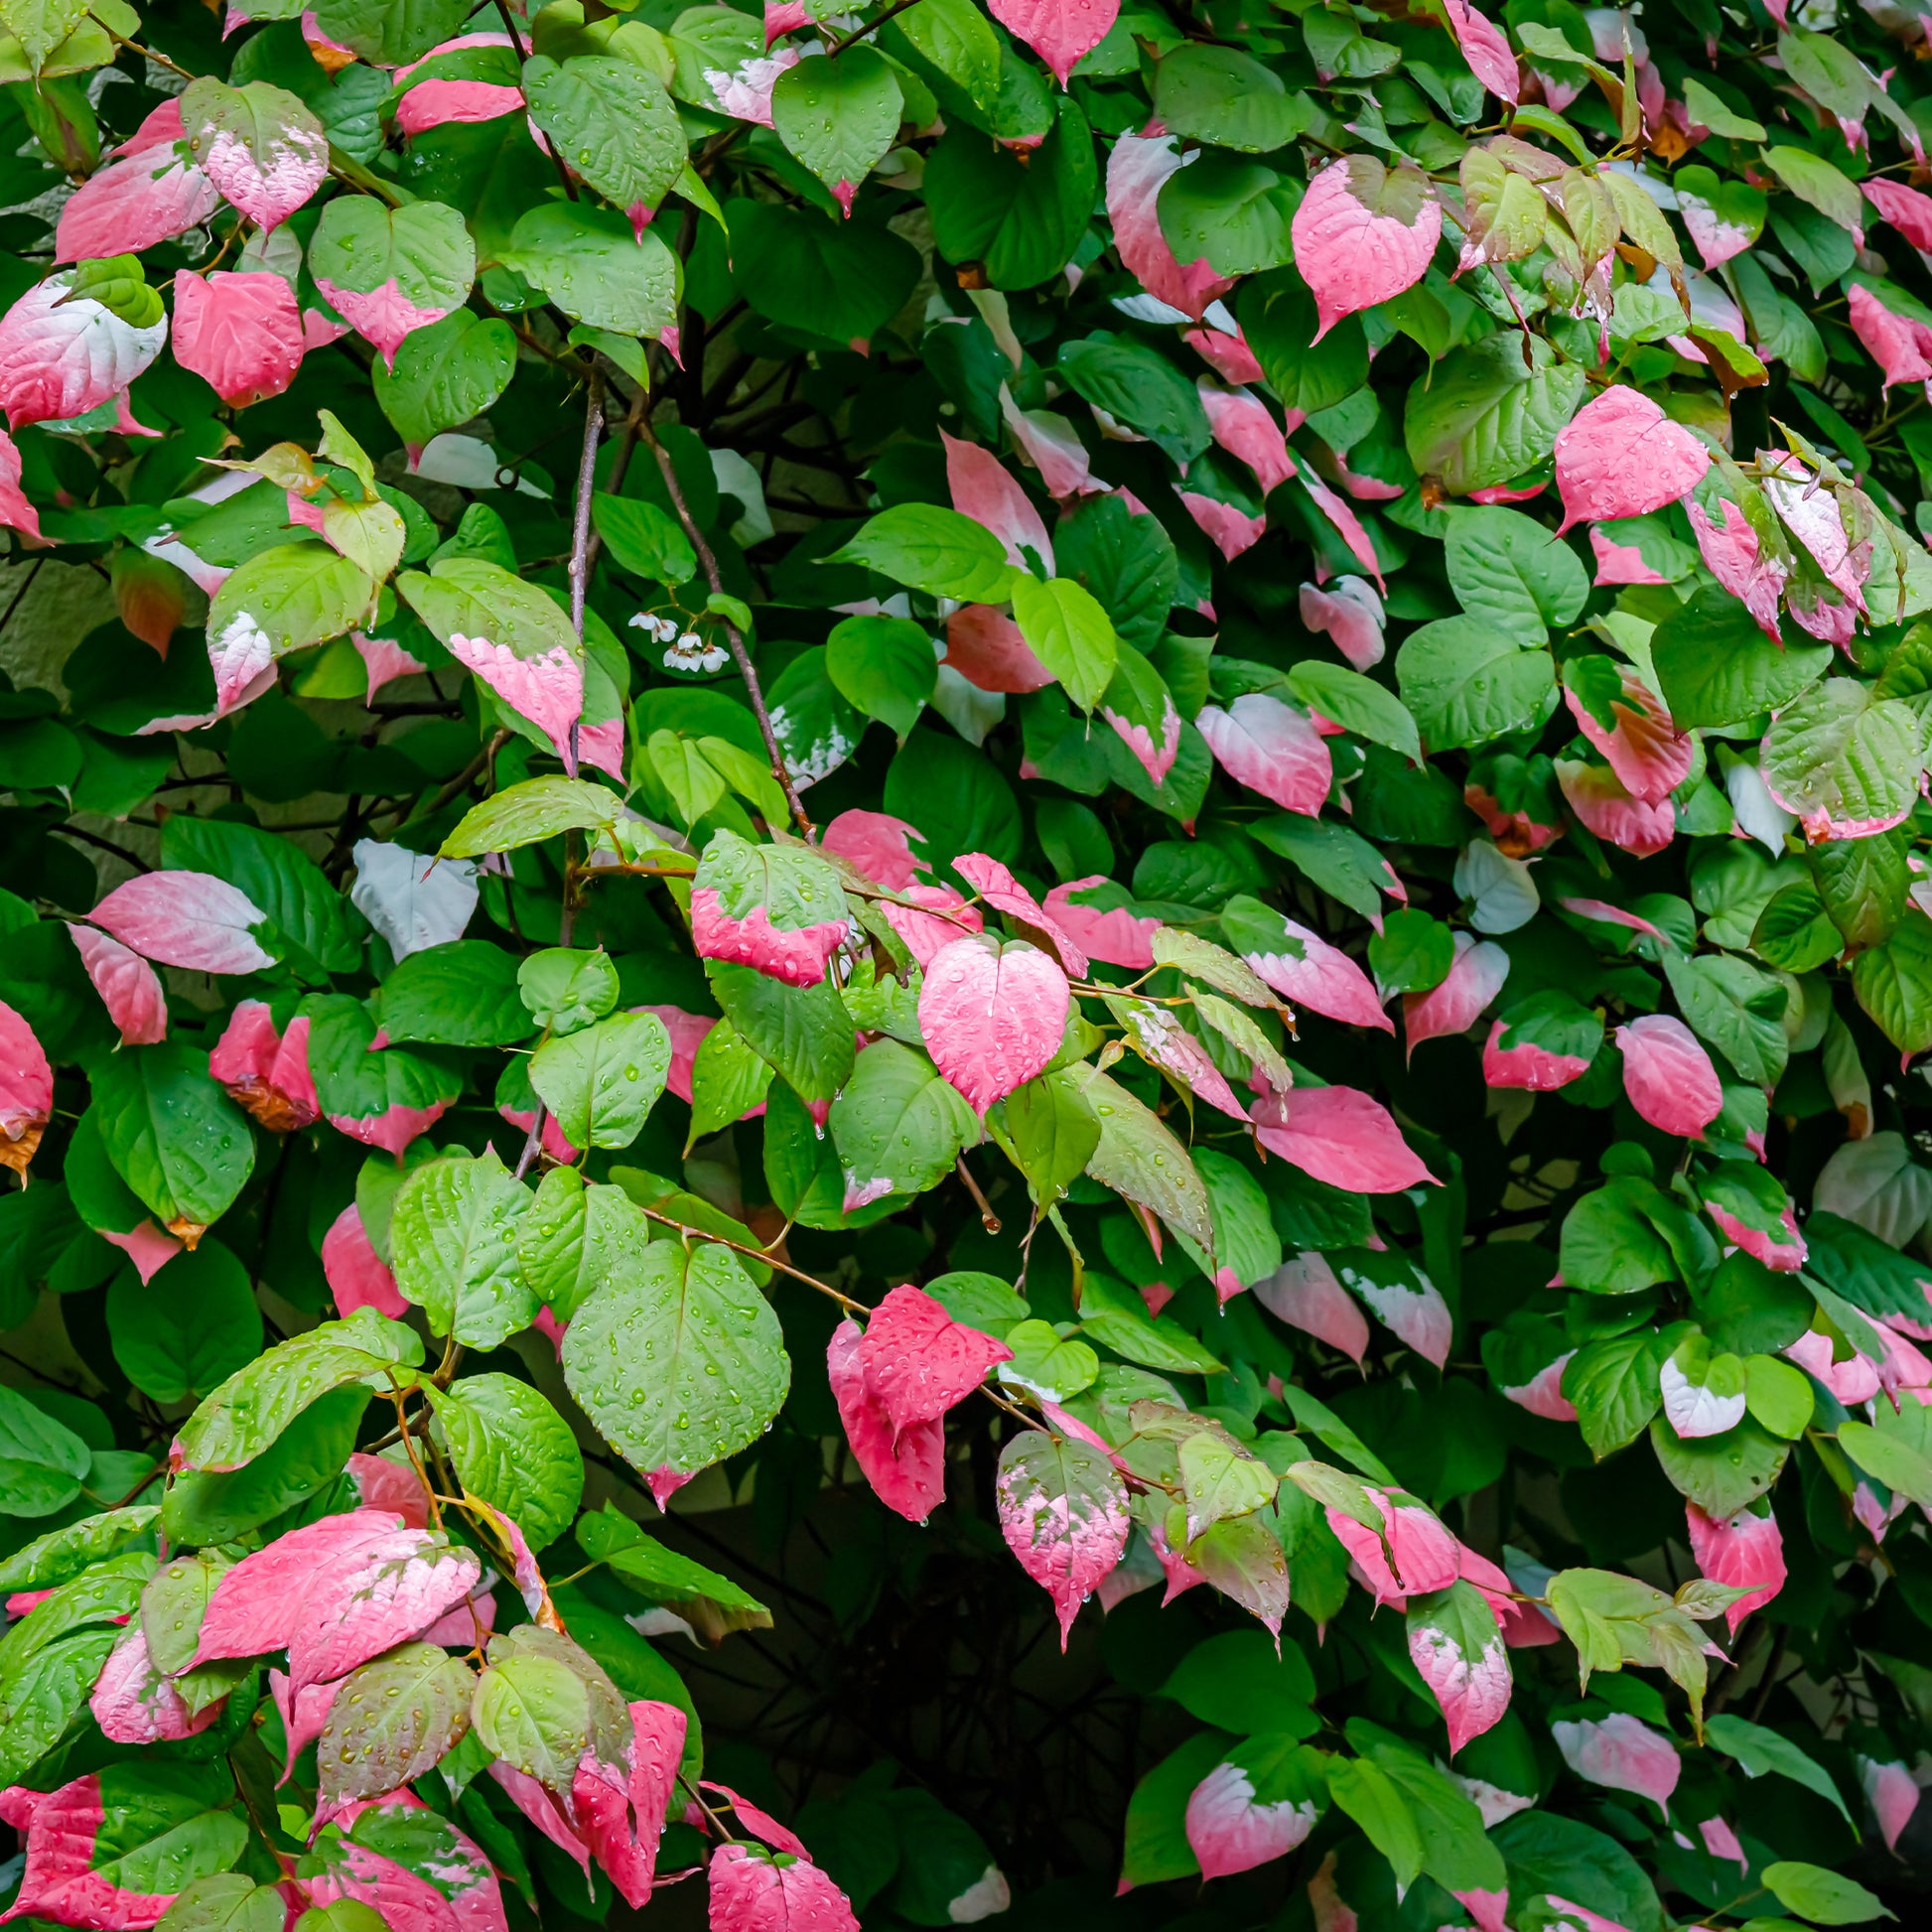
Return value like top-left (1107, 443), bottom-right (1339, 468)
top-left (329, 1098), bottom-right (451, 1161)
top-left (1685, 1502), bottom-right (1785, 1637)
top-left (1251, 1086), bottom-right (1431, 1192)
top-left (56, 148), bottom-right (217, 264)
top-left (1241, 916), bottom-right (1391, 1034)
top-left (701, 1781), bottom-right (812, 1860)
top-left (323, 1204), bottom-right (408, 1319)
top-left (446, 633), bottom-right (583, 769)
top-left (707, 1844), bottom-right (859, 1932)
top-left (1199, 385), bottom-right (1295, 495)
top-left (1615, 1015), bottom-right (1722, 1138)
top-left (89, 1627), bottom-right (221, 1744)
top-left (1180, 490), bottom-right (1266, 560)
top-left (1290, 155), bottom-right (1443, 341)
top-left (574, 1699), bottom-right (687, 1907)
top-left (1254, 1252), bottom-right (1369, 1363)
top-left (858, 1284), bottom-right (1013, 1433)
top-left (764, 0), bottom-right (812, 40)
top-left (1442, 0), bottom-right (1519, 102)
top-left (0, 276), bottom-right (167, 431)
top-left (0, 999), bottom-right (51, 1168)
top-left (1863, 177), bottom-right (1932, 251)
top-left (0, 426), bottom-right (38, 542)
top-left (987, 0), bottom-right (1119, 86)
top-left (1102, 686), bottom-right (1181, 789)
top-left (1858, 1757), bottom-right (1920, 1854)
top-left (828, 1317), bottom-right (947, 1521)
top-left (3, 1775), bottom-right (179, 1928)
top-left (1408, 1599), bottom-right (1511, 1755)
top-left (348, 1451), bottom-right (431, 1528)
top-left (210, 1001), bottom-right (319, 1131)
top-left (1687, 498), bottom-right (1785, 641)
top-left (1556, 759), bottom-right (1676, 859)
top-left (1764, 451), bottom-right (1868, 619)
top-left (1105, 134), bottom-right (1233, 319)
top-left (1325, 1488), bottom-right (1459, 1603)
top-left (170, 270), bottom-right (305, 407)
top-left (943, 430), bottom-right (1052, 572)
top-left (1564, 673), bottom-right (1692, 803)
top-left (270, 1667), bottom-right (340, 1780)
top-left (996, 1432), bottom-right (1131, 1647)
top-left (394, 78), bottom-right (524, 136)
top-left (1301, 474), bottom-right (1386, 588)
top-left (200, 115), bottom-right (328, 230)
top-left (1118, 1002), bottom-right (1248, 1122)
top-left (354, 630), bottom-right (429, 704)
top-left (1553, 385), bottom-right (1713, 534)
top-left (1502, 1353), bottom-right (1578, 1422)
top-left (393, 31), bottom-right (516, 81)
top-left (821, 809), bottom-right (926, 891)
top-left (1185, 1761), bottom-right (1316, 1880)
top-left (1298, 577), bottom-right (1385, 671)
top-left (943, 604), bottom-right (1054, 693)
top-left (919, 935), bottom-right (1069, 1114)
top-left (1352, 1268), bottom-right (1452, 1369)
top-left (1552, 1713), bottom-right (1680, 1814)
top-left (1185, 323), bottom-right (1265, 385)
top-left (1848, 282), bottom-right (1932, 390)
top-left (880, 884), bottom-right (983, 968)
top-left (1706, 1200), bottom-right (1806, 1272)
top-left (955, 851), bottom-right (1087, 974)
top-left (691, 889), bottom-right (848, 988)
top-left (313, 275), bottom-right (460, 366)
top-left (1040, 878), bottom-right (1158, 969)
top-left (1545, 1899), bottom-right (1636, 1932)
top-left (636, 1005), bottom-right (716, 1105)
top-left (1403, 934), bottom-right (1509, 1057)
top-left (1785, 1327), bottom-right (1880, 1406)
top-left (1676, 179), bottom-right (1759, 269)
top-left (1590, 528), bottom-right (1668, 586)
top-left (68, 925), bottom-right (167, 1045)
top-left (1001, 389), bottom-right (1103, 497)
top-left (1482, 1018), bottom-right (1590, 1091)
top-left (87, 871), bottom-right (274, 975)
top-left (488, 1760), bottom-right (588, 1873)
top-left (101, 1220), bottom-right (182, 1286)
top-left (1196, 694), bottom-right (1333, 816)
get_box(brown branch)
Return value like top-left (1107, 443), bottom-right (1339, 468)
top-left (637, 417), bottom-right (815, 839)
top-left (52, 825), bottom-right (152, 874)
top-left (826, 0), bottom-right (925, 56)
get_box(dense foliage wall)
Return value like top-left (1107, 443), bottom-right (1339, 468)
top-left (1, 0), bottom-right (1931, 1929)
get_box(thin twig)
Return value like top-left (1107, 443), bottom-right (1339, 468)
top-left (955, 1155), bottom-right (1001, 1234)
top-left (0, 554), bottom-right (46, 636)
top-left (402, 727), bottom-right (511, 827)
top-left (565, 363), bottom-right (606, 777)
top-left (637, 417), bottom-right (815, 839)
top-left (51, 825), bottom-right (152, 874)
top-left (826, 0), bottom-right (926, 56)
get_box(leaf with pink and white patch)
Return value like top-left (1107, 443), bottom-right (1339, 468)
top-left (1223, 893), bottom-right (1389, 1033)
top-left (1195, 692), bottom-right (1333, 815)
top-left (1099, 645), bottom-right (1182, 789)
top-left (1408, 1580), bottom-right (1512, 1754)
top-left (0, 273), bottom-right (169, 431)
top-left (1290, 154), bottom-right (1443, 340)
top-left (919, 934), bottom-right (1069, 1114)
top-left (996, 1429), bottom-right (1131, 1649)
top-left (299, 1795), bottom-right (508, 1932)
top-left (399, 556), bottom-right (585, 766)
top-left (1185, 1734), bottom-right (1324, 1880)
top-left (309, 195), bottom-right (478, 366)
top-left (180, 76), bottom-right (328, 230)
top-left (692, 829), bottom-right (852, 987)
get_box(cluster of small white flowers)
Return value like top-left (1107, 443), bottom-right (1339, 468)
top-left (630, 611), bottom-right (730, 674)
top-left (627, 613), bottom-right (681, 642)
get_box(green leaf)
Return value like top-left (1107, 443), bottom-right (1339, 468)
top-left (530, 1009), bottom-right (672, 1151)
top-left (578, 1503), bottom-right (772, 1637)
top-left (513, 1168), bottom-right (650, 1322)
top-left (432, 1373), bottom-right (584, 1551)
top-left (1762, 1862), bottom-right (1893, 1925)
top-left (1763, 146), bottom-right (1867, 236)
top-left (1705, 1715), bottom-right (1852, 1824)
top-left (207, 541), bottom-right (374, 660)
top-left (441, 775), bottom-right (621, 858)
top-left (503, 201), bottom-right (679, 333)
top-left (1662, 951), bottom-right (1790, 1086)
top-left (90, 1041), bottom-right (256, 1231)
top-left (1396, 617), bottom-right (1558, 751)
top-left (825, 615), bottom-right (936, 738)
top-left (829, 1039), bottom-right (978, 1209)
top-left (1652, 586), bottom-right (1832, 726)
top-left (1327, 1754), bottom-right (1423, 1893)
top-left (1154, 43), bottom-right (1309, 153)
top-left (1563, 1326), bottom-right (1681, 1457)
top-left (375, 940), bottom-right (530, 1047)
top-left (770, 44), bottom-right (902, 203)
top-left (401, 555), bottom-right (581, 666)
top-left (1559, 1178), bottom-right (1678, 1298)
top-left (593, 491), bottom-right (697, 587)
top-left (1403, 334), bottom-right (1587, 494)
top-left (894, 0), bottom-right (998, 109)
top-left (1076, 1272), bottom-right (1226, 1375)
top-left (1444, 506), bottom-right (1588, 643)
top-left (1809, 830), bottom-right (1908, 950)
top-left (311, 0), bottom-right (470, 63)
top-left (1751, 881), bottom-right (1842, 972)
top-left (1760, 680), bottom-right (1922, 839)
top-left (107, 1238), bottom-right (261, 1407)
top-left (1851, 908), bottom-right (1932, 1055)
top-left (1011, 575), bottom-right (1119, 712)
top-left (924, 94), bottom-right (1096, 290)
top-left (832, 503), bottom-right (1013, 602)
top-left (708, 960), bottom-right (856, 1103)
top-left (719, 198), bottom-right (920, 344)
top-left (1079, 1068), bottom-right (1216, 1260)
top-left (158, 1875), bottom-right (286, 1932)
top-left (158, 815), bottom-right (364, 975)
top-left (372, 311), bottom-right (516, 453)
top-left (518, 948), bottom-right (621, 1035)
top-left (1651, 1414), bottom-right (1789, 1520)
top-left (390, 1152), bottom-right (538, 1349)
top-left (0, 1384), bottom-right (91, 1518)
top-left (318, 1640), bottom-right (474, 1803)
top-left (1000, 1066), bottom-right (1102, 1207)
top-left (522, 54), bottom-right (685, 210)
top-left (1057, 335), bottom-right (1210, 465)
top-left (1120, 1731), bottom-right (1229, 1884)
top-left (562, 1240), bottom-right (790, 1494)
top-left (0, 1506), bottom-right (159, 1592)
top-left (1287, 660), bottom-right (1422, 764)
top-left (997, 1319), bottom-right (1099, 1401)
top-left (165, 1384), bottom-right (373, 1543)
top-left (1238, 273), bottom-right (1367, 413)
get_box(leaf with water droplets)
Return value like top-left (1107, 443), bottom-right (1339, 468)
top-left (996, 1429), bottom-right (1130, 1650)
top-left (390, 1150), bottom-right (539, 1349)
top-left (319, 1640), bottom-right (476, 1803)
top-left (562, 1240), bottom-right (790, 1500)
